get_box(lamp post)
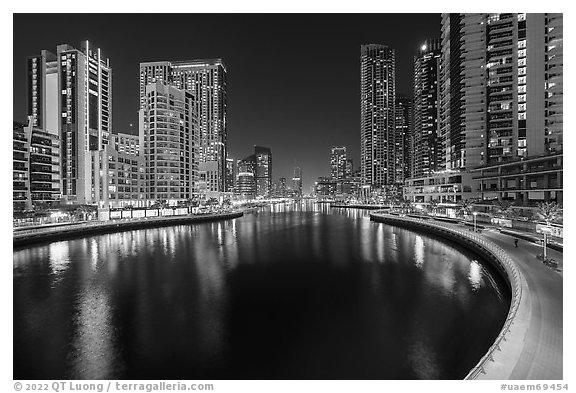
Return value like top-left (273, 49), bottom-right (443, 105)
top-left (473, 211), bottom-right (478, 232)
top-left (541, 225), bottom-right (552, 261)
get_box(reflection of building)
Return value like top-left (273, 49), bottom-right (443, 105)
top-left (413, 39), bottom-right (441, 178)
top-left (27, 41), bottom-right (112, 204)
top-left (139, 82), bottom-right (199, 203)
top-left (292, 166), bottom-right (302, 197)
top-left (471, 152), bottom-right (562, 207)
top-left (255, 146), bottom-right (272, 197)
top-left (140, 59), bottom-right (228, 197)
top-left (404, 170), bottom-right (478, 203)
top-left (13, 120), bottom-right (61, 211)
top-left (360, 44), bottom-right (396, 189)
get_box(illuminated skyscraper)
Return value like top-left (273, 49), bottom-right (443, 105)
top-left (139, 59), bottom-right (228, 196)
top-left (292, 166), bottom-right (302, 197)
top-left (139, 82), bottom-right (199, 202)
top-left (27, 41), bottom-right (111, 204)
top-left (254, 146), bottom-right (272, 197)
top-left (413, 39), bottom-right (441, 178)
top-left (440, 13), bottom-right (562, 169)
top-left (360, 44), bottom-right (396, 190)
top-left (395, 96), bottom-right (413, 181)
top-left (330, 146), bottom-right (347, 181)
top-left (439, 13), bottom-right (563, 205)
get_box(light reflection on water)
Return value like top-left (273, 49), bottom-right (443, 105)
top-left (14, 202), bottom-right (510, 380)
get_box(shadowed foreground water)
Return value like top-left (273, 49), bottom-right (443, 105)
top-left (13, 203), bottom-right (510, 379)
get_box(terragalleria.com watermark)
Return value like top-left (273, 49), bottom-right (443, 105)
top-left (13, 381), bottom-right (214, 392)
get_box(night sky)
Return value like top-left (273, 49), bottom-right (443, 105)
top-left (13, 13), bottom-right (440, 191)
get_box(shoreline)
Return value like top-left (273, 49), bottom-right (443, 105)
top-left (369, 211), bottom-right (559, 380)
top-left (13, 211), bottom-right (244, 248)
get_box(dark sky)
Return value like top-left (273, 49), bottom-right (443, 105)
top-left (13, 13), bottom-right (440, 192)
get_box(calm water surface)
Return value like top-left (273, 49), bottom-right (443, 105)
top-left (13, 203), bottom-right (510, 379)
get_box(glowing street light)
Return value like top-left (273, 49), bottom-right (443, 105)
top-left (541, 225), bottom-right (553, 261)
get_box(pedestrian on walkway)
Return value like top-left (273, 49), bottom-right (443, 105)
top-left (514, 238), bottom-right (519, 248)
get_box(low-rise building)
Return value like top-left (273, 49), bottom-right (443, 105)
top-left (404, 170), bottom-right (479, 203)
top-left (470, 153), bottom-right (563, 207)
top-left (87, 133), bottom-right (146, 208)
top-left (13, 120), bottom-right (61, 211)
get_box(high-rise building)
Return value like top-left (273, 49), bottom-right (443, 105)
top-left (395, 96), bottom-right (413, 182)
top-left (27, 41), bottom-right (111, 204)
top-left (330, 146), bottom-right (347, 181)
top-left (139, 82), bottom-right (199, 203)
top-left (314, 177), bottom-right (336, 198)
top-left (292, 166), bottom-right (303, 197)
top-left (438, 13), bottom-right (563, 206)
top-left (139, 59), bottom-right (227, 196)
top-left (277, 177), bottom-right (287, 198)
top-left (225, 157), bottom-right (237, 194)
top-left (254, 146), bottom-right (272, 197)
top-left (413, 39), bottom-right (442, 178)
top-left (345, 158), bottom-right (353, 179)
top-left (360, 44), bottom-right (397, 191)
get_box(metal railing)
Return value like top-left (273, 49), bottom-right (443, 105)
top-left (370, 212), bottom-right (524, 380)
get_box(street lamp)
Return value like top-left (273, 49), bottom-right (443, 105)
top-left (541, 225), bottom-right (552, 261)
top-left (473, 211), bottom-right (478, 232)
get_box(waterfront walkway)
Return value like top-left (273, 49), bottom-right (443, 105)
top-left (13, 211), bottom-right (243, 248)
top-left (477, 227), bottom-right (563, 380)
top-left (371, 213), bottom-right (563, 380)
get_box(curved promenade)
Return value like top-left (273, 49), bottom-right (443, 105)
top-left (370, 212), bottom-right (562, 380)
top-left (13, 211), bottom-right (244, 248)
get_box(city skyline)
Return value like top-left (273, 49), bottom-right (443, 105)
top-left (13, 13), bottom-right (441, 191)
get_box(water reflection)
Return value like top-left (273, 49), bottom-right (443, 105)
top-left (14, 202), bottom-right (510, 380)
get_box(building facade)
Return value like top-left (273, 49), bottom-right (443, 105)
top-left (139, 82), bottom-right (199, 204)
top-left (13, 120), bottom-right (62, 211)
top-left (292, 166), bottom-right (303, 197)
top-left (439, 13), bottom-right (563, 206)
top-left (471, 153), bottom-right (562, 206)
top-left (139, 59), bottom-right (228, 196)
top-left (225, 157), bottom-right (237, 194)
top-left (395, 96), bottom-right (413, 182)
top-left (413, 39), bottom-right (442, 178)
top-left (254, 146), bottom-right (272, 197)
top-left (314, 177), bottom-right (336, 199)
top-left (360, 44), bottom-right (397, 191)
top-left (27, 41), bottom-right (111, 204)
top-left (404, 170), bottom-right (479, 204)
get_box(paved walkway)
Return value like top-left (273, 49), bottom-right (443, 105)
top-left (475, 228), bottom-right (563, 379)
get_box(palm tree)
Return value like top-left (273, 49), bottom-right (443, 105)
top-left (458, 199), bottom-right (474, 218)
